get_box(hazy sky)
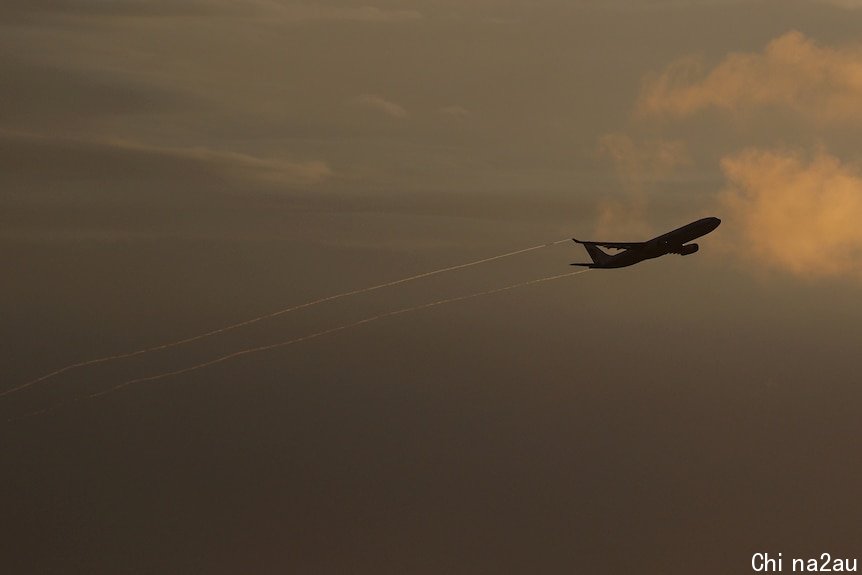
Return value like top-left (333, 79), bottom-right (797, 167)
top-left (2, 1), bottom-right (861, 573)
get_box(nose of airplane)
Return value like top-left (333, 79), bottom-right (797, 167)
top-left (711, 217), bottom-right (722, 229)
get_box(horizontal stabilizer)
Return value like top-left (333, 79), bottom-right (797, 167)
top-left (573, 238), bottom-right (645, 250)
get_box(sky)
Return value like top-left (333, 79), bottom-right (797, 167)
top-left (2, 1), bottom-right (861, 573)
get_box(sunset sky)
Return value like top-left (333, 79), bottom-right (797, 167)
top-left (2, 1), bottom-right (861, 573)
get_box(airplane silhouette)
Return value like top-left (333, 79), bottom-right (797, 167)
top-left (571, 217), bottom-right (721, 269)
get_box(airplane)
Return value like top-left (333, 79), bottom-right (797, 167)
top-left (571, 217), bottom-right (721, 269)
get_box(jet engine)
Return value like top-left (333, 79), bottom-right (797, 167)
top-left (677, 243), bottom-right (699, 255)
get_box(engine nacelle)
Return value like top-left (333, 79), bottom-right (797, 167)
top-left (678, 243), bottom-right (699, 256)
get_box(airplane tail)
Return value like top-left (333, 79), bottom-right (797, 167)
top-left (572, 239), bottom-right (612, 267)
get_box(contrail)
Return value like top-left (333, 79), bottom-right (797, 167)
top-left (6, 269), bottom-right (588, 423)
top-left (1, 239), bottom-right (570, 400)
top-left (88, 269), bottom-right (588, 399)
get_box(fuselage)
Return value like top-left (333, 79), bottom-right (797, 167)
top-left (586, 217), bottom-right (721, 268)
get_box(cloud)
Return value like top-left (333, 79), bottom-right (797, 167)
top-left (812, 0), bottom-right (862, 8)
top-left (598, 133), bottom-right (689, 186)
top-left (594, 133), bottom-right (689, 238)
top-left (439, 105), bottom-right (471, 118)
top-left (639, 31), bottom-right (862, 125)
top-left (267, 3), bottom-right (423, 23)
top-left (719, 147), bottom-right (862, 280)
top-left (0, 0), bottom-right (226, 20)
top-left (0, 1), bottom-right (423, 22)
top-left (355, 94), bottom-right (408, 119)
top-left (571, 0), bottom-right (764, 10)
top-left (0, 130), bottom-right (333, 187)
top-left (0, 59), bottom-right (192, 131)
top-left (137, 141), bottom-right (335, 184)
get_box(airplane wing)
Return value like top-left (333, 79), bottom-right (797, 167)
top-left (573, 239), bottom-right (646, 250)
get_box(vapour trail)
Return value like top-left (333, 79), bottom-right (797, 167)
top-left (87, 269), bottom-right (589, 399)
top-left (6, 268), bottom-right (588, 423)
top-left (1, 239), bottom-right (570, 400)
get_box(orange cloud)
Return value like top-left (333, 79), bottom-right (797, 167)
top-left (598, 133), bottom-right (688, 186)
top-left (594, 133), bottom-right (689, 238)
top-left (719, 148), bottom-right (862, 279)
top-left (639, 31), bottom-right (862, 124)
